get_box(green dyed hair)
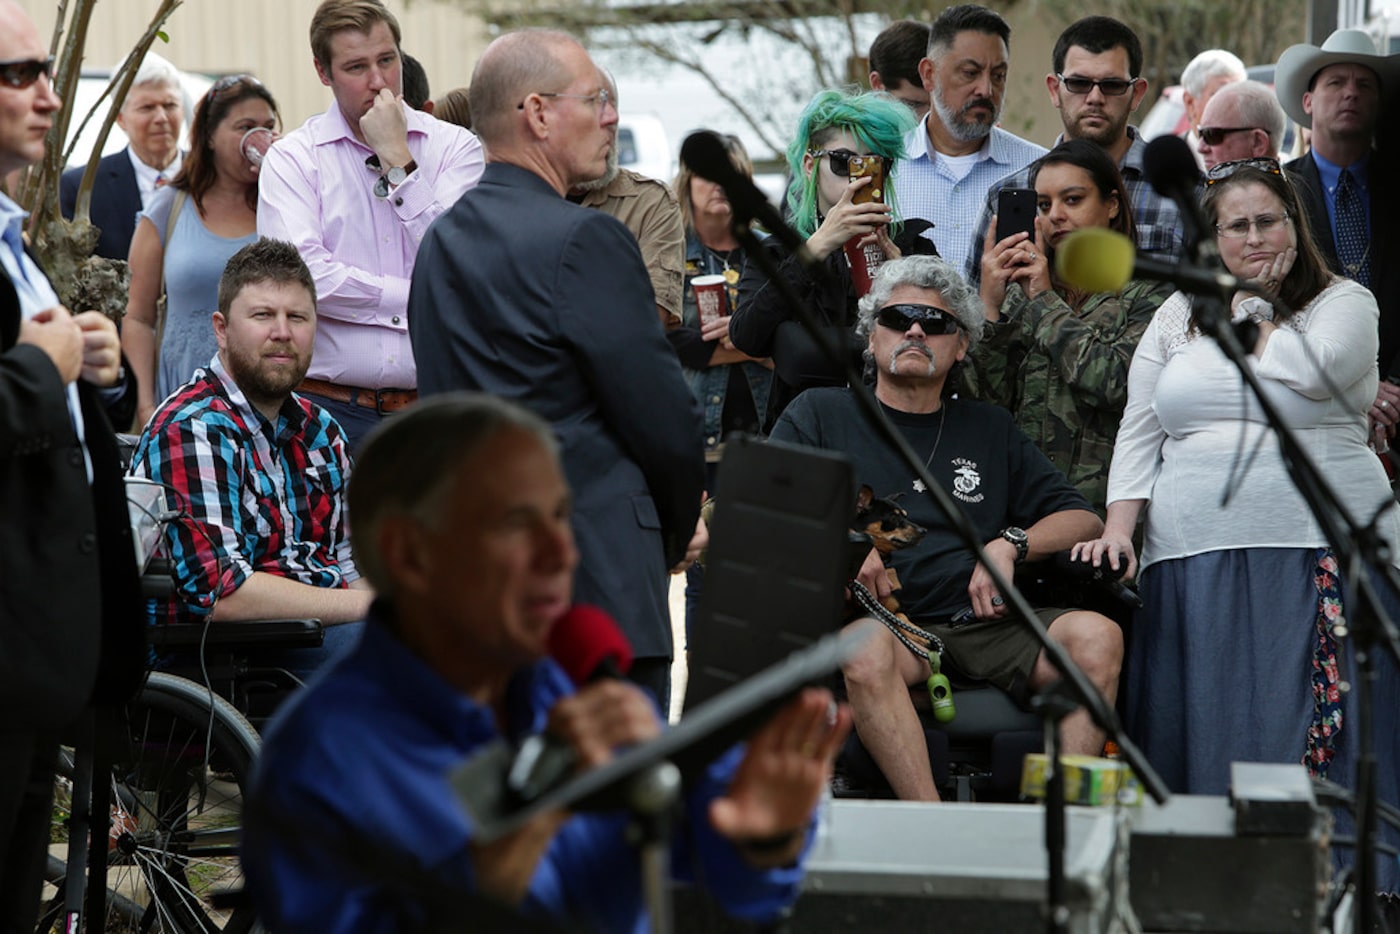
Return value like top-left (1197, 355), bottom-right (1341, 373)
top-left (784, 86), bottom-right (917, 238)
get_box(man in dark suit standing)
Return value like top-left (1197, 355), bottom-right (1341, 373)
top-left (0, 0), bottom-right (144, 925)
top-left (59, 53), bottom-right (184, 261)
top-left (1276, 29), bottom-right (1400, 447)
top-left (408, 29), bottom-right (705, 706)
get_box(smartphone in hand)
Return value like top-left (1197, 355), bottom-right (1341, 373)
top-left (995, 187), bottom-right (1037, 244)
top-left (849, 155), bottom-right (886, 205)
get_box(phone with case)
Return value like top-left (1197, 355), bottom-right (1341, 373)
top-left (995, 187), bottom-right (1038, 245)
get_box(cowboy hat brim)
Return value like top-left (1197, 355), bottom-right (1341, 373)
top-left (1274, 29), bottom-right (1399, 129)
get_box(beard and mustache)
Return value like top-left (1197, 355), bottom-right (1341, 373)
top-left (931, 83), bottom-right (1001, 143)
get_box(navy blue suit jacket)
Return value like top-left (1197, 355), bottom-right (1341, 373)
top-left (1286, 152), bottom-right (1400, 375)
top-left (408, 162), bottom-right (705, 659)
top-left (60, 149), bottom-right (143, 261)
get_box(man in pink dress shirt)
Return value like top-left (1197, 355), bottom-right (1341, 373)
top-left (257, 0), bottom-right (484, 449)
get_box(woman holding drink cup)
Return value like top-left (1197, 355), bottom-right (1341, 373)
top-left (729, 87), bottom-right (936, 430)
top-left (123, 75), bottom-right (281, 428)
top-left (668, 134), bottom-right (771, 473)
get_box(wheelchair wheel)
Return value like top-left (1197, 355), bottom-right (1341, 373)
top-left (40, 672), bottom-right (262, 933)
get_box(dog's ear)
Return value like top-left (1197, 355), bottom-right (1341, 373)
top-left (856, 484), bottom-right (874, 510)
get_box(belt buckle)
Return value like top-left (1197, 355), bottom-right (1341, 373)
top-left (373, 389), bottom-right (392, 416)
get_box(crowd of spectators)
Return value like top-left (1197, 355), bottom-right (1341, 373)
top-left (6, 0), bottom-right (1400, 925)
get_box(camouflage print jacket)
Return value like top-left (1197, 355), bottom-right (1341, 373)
top-left (967, 278), bottom-right (1173, 513)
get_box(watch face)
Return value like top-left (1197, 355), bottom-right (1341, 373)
top-left (387, 166), bottom-right (407, 186)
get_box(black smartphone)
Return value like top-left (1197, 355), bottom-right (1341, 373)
top-left (995, 187), bottom-right (1038, 245)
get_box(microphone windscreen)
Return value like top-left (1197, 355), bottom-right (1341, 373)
top-left (1055, 227), bottom-right (1136, 294)
top-left (1142, 134), bottom-right (1201, 199)
top-left (547, 604), bottom-right (634, 684)
top-left (680, 130), bottom-right (738, 186)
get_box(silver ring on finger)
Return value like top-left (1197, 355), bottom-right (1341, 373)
top-left (1383, 400), bottom-right (1391, 410)
top-left (991, 595), bottom-right (1005, 607)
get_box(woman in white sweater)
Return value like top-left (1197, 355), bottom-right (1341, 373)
top-left (1074, 161), bottom-right (1400, 821)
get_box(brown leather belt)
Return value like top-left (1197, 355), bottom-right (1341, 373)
top-left (297, 378), bottom-right (418, 414)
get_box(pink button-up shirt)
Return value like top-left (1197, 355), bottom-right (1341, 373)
top-left (257, 102), bottom-right (484, 389)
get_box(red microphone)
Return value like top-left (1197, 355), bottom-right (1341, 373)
top-left (548, 604), bottom-right (633, 685)
top-left (507, 606), bottom-right (634, 805)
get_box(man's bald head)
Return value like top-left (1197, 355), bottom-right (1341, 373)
top-left (468, 29), bottom-right (579, 147)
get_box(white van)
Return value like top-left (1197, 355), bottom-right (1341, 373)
top-left (616, 113), bottom-right (671, 183)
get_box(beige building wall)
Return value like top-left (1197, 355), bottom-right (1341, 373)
top-left (16, 0), bottom-right (489, 130)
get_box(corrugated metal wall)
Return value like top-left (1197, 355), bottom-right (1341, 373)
top-left (17, 0), bottom-right (489, 129)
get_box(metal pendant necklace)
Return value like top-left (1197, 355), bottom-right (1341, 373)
top-left (912, 404), bottom-right (946, 493)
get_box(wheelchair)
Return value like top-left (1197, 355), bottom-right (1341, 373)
top-left (37, 463), bottom-right (327, 933)
top-left (835, 555), bottom-right (1137, 803)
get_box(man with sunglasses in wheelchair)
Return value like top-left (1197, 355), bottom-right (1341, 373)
top-left (769, 255), bottom-right (1122, 802)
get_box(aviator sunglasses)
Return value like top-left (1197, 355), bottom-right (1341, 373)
top-left (0, 57), bottom-right (54, 90)
top-left (875, 304), bottom-right (965, 335)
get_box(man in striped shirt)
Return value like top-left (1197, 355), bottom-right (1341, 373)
top-left (131, 240), bottom-right (371, 665)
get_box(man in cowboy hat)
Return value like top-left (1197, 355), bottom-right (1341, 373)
top-left (1275, 29), bottom-right (1400, 447)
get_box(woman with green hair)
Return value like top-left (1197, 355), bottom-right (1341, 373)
top-left (729, 87), bottom-right (937, 429)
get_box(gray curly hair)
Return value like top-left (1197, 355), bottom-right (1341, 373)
top-left (855, 255), bottom-right (983, 355)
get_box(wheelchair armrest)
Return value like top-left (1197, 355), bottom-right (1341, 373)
top-left (150, 618), bottom-right (325, 651)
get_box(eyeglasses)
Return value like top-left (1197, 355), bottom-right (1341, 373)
top-left (1198, 126), bottom-right (1260, 146)
top-left (0, 57), bottom-right (54, 90)
top-left (808, 149), bottom-right (893, 179)
top-left (208, 74), bottom-right (262, 101)
top-left (1055, 74), bottom-right (1138, 97)
top-left (1205, 157), bottom-right (1283, 185)
top-left (875, 304), bottom-right (965, 335)
top-left (1214, 211), bottom-right (1291, 239)
top-left (517, 88), bottom-right (615, 111)
top-left (365, 154), bottom-right (389, 199)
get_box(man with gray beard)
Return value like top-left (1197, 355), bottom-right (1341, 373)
top-left (769, 255), bottom-right (1120, 801)
top-left (568, 75), bottom-right (685, 329)
top-left (891, 4), bottom-right (1046, 274)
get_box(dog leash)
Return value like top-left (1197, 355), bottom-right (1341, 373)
top-left (849, 580), bottom-right (956, 723)
top-left (849, 580), bottom-right (944, 657)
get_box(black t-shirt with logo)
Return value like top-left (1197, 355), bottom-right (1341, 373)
top-left (770, 388), bottom-right (1091, 622)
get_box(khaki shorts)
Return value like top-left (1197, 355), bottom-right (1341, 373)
top-left (924, 607), bottom-right (1068, 701)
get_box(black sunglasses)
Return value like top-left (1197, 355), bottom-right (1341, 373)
top-left (208, 73), bottom-right (263, 101)
top-left (1056, 74), bottom-right (1137, 97)
top-left (875, 304), bottom-right (964, 335)
top-left (0, 57), bottom-right (54, 90)
top-left (808, 149), bottom-right (893, 179)
top-left (1197, 125), bottom-right (1259, 146)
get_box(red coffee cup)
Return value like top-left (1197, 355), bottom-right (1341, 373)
top-left (692, 274), bottom-right (729, 325)
top-left (241, 127), bottom-right (278, 167)
top-left (843, 237), bottom-right (886, 297)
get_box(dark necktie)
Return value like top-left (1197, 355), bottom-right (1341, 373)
top-left (1334, 168), bottom-right (1371, 288)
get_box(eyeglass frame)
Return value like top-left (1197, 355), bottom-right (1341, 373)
top-left (807, 149), bottom-right (894, 179)
top-left (1054, 73), bottom-right (1140, 97)
top-left (0, 57), bottom-right (55, 91)
top-left (874, 303), bottom-right (966, 335)
top-left (1213, 210), bottom-right (1292, 239)
top-left (516, 88), bottom-right (615, 112)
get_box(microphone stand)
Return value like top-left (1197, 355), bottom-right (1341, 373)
top-left (722, 195), bottom-right (1169, 934)
top-left (1188, 290), bottom-right (1400, 932)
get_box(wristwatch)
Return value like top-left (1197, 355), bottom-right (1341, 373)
top-left (385, 160), bottom-right (417, 186)
top-left (999, 526), bottom-right (1029, 563)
